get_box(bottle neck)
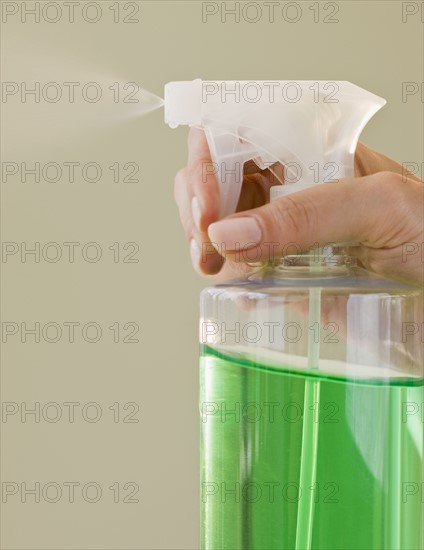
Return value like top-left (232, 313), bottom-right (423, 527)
top-left (250, 246), bottom-right (357, 279)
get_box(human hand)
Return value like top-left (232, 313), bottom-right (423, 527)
top-left (174, 127), bottom-right (423, 285)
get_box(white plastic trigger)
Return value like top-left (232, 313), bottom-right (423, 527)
top-left (204, 127), bottom-right (257, 218)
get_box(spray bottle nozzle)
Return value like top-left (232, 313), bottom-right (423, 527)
top-left (164, 79), bottom-right (202, 128)
top-left (164, 80), bottom-right (386, 217)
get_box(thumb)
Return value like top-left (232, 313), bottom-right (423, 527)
top-left (207, 172), bottom-right (400, 262)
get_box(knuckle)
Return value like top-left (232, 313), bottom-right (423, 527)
top-left (365, 171), bottom-right (407, 209)
top-left (272, 195), bottom-right (316, 246)
top-left (368, 170), bottom-right (403, 194)
top-left (380, 170), bottom-right (404, 189)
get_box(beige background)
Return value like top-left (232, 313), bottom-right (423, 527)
top-left (1, 1), bottom-right (423, 548)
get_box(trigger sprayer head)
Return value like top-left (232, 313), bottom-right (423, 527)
top-left (164, 80), bottom-right (386, 216)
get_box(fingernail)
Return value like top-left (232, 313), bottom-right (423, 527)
top-left (191, 196), bottom-right (202, 231)
top-left (190, 238), bottom-right (201, 270)
top-left (208, 217), bottom-right (262, 250)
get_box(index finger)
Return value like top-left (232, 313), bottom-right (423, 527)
top-left (188, 126), bottom-right (212, 165)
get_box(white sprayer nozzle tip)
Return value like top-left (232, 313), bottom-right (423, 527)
top-left (164, 79), bottom-right (202, 128)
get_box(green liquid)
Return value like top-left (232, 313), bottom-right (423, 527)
top-left (200, 346), bottom-right (424, 550)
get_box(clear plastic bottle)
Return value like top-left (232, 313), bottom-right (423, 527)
top-left (200, 258), bottom-right (423, 550)
top-left (165, 80), bottom-right (424, 549)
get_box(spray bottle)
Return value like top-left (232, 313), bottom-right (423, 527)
top-left (164, 80), bottom-right (423, 550)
